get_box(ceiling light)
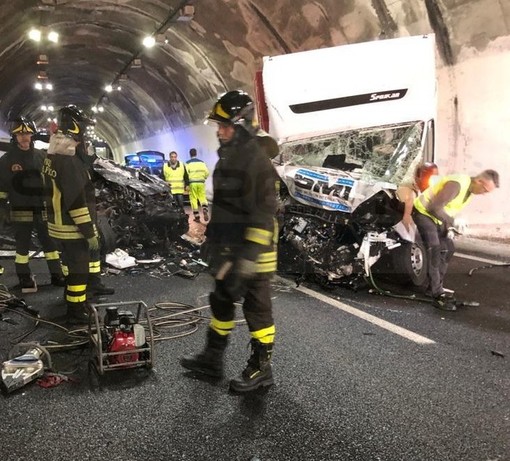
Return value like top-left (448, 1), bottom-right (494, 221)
top-left (104, 85), bottom-right (113, 92)
top-left (37, 54), bottom-right (49, 65)
top-left (47, 30), bottom-right (59, 43)
top-left (117, 86), bottom-right (122, 91)
top-left (131, 59), bottom-right (142, 69)
top-left (41, 105), bottom-right (47, 111)
top-left (28, 28), bottom-right (42, 42)
top-left (91, 106), bottom-right (98, 113)
top-left (48, 105), bottom-right (54, 111)
top-left (34, 82), bottom-right (43, 90)
top-left (98, 106), bottom-right (104, 113)
top-left (45, 83), bottom-right (53, 90)
top-left (119, 74), bottom-right (129, 81)
top-left (143, 36), bottom-right (156, 48)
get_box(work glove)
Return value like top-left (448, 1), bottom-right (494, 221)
top-left (220, 258), bottom-right (258, 301)
top-left (87, 236), bottom-right (100, 252)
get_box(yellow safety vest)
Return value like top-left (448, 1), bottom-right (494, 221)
top-left (186, 159), bottom-right (209, 183)
top-left (414, 174), bottom-right (472, 225)
top-left (163, 162), bottom-right (186, 194)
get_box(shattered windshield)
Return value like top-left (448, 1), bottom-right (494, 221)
top-left (278, 121), bottom-right (424, 185)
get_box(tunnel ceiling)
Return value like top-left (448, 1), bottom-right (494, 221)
top-left (0, 0), bottom-right (508, 151)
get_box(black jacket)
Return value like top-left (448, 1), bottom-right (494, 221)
top-left (0, 144), bottom-right (46, 215)
top-left (207, 131), bottom-right (278, 270)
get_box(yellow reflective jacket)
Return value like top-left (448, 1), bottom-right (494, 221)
top-left (162, 161), bottom-right (187, 194)
top-left (186, 158), bottom-right (209, 183)
top-left (414, 174), bottom-right (472, 225)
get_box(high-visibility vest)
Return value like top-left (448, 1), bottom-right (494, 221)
top-left (186, 158), bottom-right (209, 183)
top-left (163, 162), bottom-right (186, 194)
top-left (414, 174), bottom-right (472, 225)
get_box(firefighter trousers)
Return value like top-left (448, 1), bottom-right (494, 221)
top-left (13, 215), bottom-right (62, 281)
top-left (209, 274), bottom-right (275, 344)
top-left (59, 239), bottom-right (89, 308)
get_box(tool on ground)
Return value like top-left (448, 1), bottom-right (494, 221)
top-left (468, 262), bottom-right (510, 276)
top-left (88, 301), bottom-right (155, 377)
top-left (1, 343), bottom-right (51, 393)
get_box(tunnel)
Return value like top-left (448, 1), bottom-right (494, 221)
top-left (0, 0), bottom-right (508, 238)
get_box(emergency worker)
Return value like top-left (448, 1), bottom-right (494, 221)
top-left (181, 90), bottom-right (279, 393)
top-left (161, 151), bottom-right (188, 209)
top-left (413, 169), bottom-right (499, 311)
top-left (397, 162), bottom-right (439, 232)
top-left (186, 148), bottom-right (209, 222)
top-left (0, 117), bottom-right (65, 292)
top-left (42, 105), bottom-right (105, 322)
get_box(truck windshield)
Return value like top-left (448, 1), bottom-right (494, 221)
top-left (278, 121), bottom-right (424, 185)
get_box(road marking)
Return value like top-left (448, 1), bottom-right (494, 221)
top-left (455, 253), bottom-right (506, 265)
top-left (294, 284), bottom-right (436, 345)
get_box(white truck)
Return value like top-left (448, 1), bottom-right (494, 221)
top-left (255, 34), bottom-right (437, 286)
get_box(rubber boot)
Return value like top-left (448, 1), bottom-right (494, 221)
top-left (66, 302), bottom-right (90, 325)
top-left (203, 208), bottom-right (209, 222)
top-left (180, 328), bottom-right (228, 378)
top-left (230, 339), bottom-right (274, 393)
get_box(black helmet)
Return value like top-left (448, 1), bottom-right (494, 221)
top-left (10, 116), bottom-right (36, 137)
top-left (57, 104), bottom-right (94, 139)
top-left (207, 90), bottom-right (256, 133)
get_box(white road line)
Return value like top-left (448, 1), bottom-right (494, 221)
top-left (455, 252), bottom-right (506, 265)
top-left (294, 284), bottom-right (436, 345)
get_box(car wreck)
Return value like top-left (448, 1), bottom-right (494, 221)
top-left (92, 158), bottom-right (188, 253)
top-left (257, 34), bottom-right (437, 288)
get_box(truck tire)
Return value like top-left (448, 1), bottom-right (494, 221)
top-left (390, 240), bottom-right (428, 287)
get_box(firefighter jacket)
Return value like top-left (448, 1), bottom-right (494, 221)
top-left (186, 158), bottom-right (209, 183)
top-left (162, 161), bottom-right (188, 194)
top-left (414, 174), bottom-right (472, 225)
top-left (42, 136), bottom-right (96, 240)
top-left (206, 131), bottom-right (278, 274)
top-left (0, 144), bottom-right (46, 222)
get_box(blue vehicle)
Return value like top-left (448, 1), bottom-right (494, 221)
top-left (125, 150), bottom-right (165, 176)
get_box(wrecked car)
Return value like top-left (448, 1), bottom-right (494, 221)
top-left (92, 158), bottom-right (188, 252)
top-left (257, 34), bottom-right (437, 287)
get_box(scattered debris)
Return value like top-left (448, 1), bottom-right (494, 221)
top-left (491, 350), bottom-right (505, 358)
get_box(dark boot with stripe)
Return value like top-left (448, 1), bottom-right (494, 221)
top-left (230, 339), bottom-right (274, 393)
top-left (180, 328), bottom-right (228, 378)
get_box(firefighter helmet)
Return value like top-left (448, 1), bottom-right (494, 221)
top-left (57, 104), bottom-right (94, 139)
top-left (10, 116), bottom-right (36, 137)
top-left (207, 90), bottom-right (255, 132)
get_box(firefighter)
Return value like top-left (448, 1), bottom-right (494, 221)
top-left (161, 151), bottom-right (188, 210)
top-left (413, 169), bottom-right (499, 310)
top-left (42, 105), bottom-right (109, 323)
top-left (186, 148), bottom-right (210, 222)
top-left (0, 117), bottom-right (65, 293)
top-left (180, 90), bottom-right (278, 393)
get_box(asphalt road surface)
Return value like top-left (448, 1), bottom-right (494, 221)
top-left (0, 249), bottom-right (508, 461)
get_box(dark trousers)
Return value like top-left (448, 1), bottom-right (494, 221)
top-left (13, 214), bottom-right (62, 280)
top-left (173, 193), bottom-right (184, 209)
top-left (59, 239), bottom-right (89, 308)
top-left (413, 211), bottom-right (455, 296)
top-left (210, 275), bottom-right (274, 334)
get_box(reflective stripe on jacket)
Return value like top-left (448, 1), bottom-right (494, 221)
top-left (186, 158), bottom-right (209, 183)
top-left (163, 162), bottom-right (186, 194)
top-left (414, 174), bottom-right (472, 225)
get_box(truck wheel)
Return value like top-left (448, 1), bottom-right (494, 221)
top-left (391, 240), bottom-right (428, 287)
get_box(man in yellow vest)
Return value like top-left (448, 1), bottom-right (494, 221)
top-left (413, 169), bottom-right (499, 310)
top-left (161, 151), bottom-right (188, 210)
top-left (186, 148), bottom-right (210, 222)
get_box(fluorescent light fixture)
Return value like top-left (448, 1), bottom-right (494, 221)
top-left (105, 84), bottom-right (113, 92)
top-left (48, 105), bottom-right (54, 111)
top-left (35, 82), bottom-right (43, 90)
top-left (98, 106), bottom-right (104, 113)
top-left (47, 30), bottom-right (59, 43)
top-left (37, 54), bottom-right (49, 65)
top-left (41, 105), bottom-right (47, 111)
top-left (143, 36), bottom-right (156, 48)
top-left (45, 83), bottom-right (53, 90)
top-left (28, 28), bottom-right (42, 42)
top-left (91, 106), bottom-right (98, 113)
top-left (117, 86), bottom-right (121, 91)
